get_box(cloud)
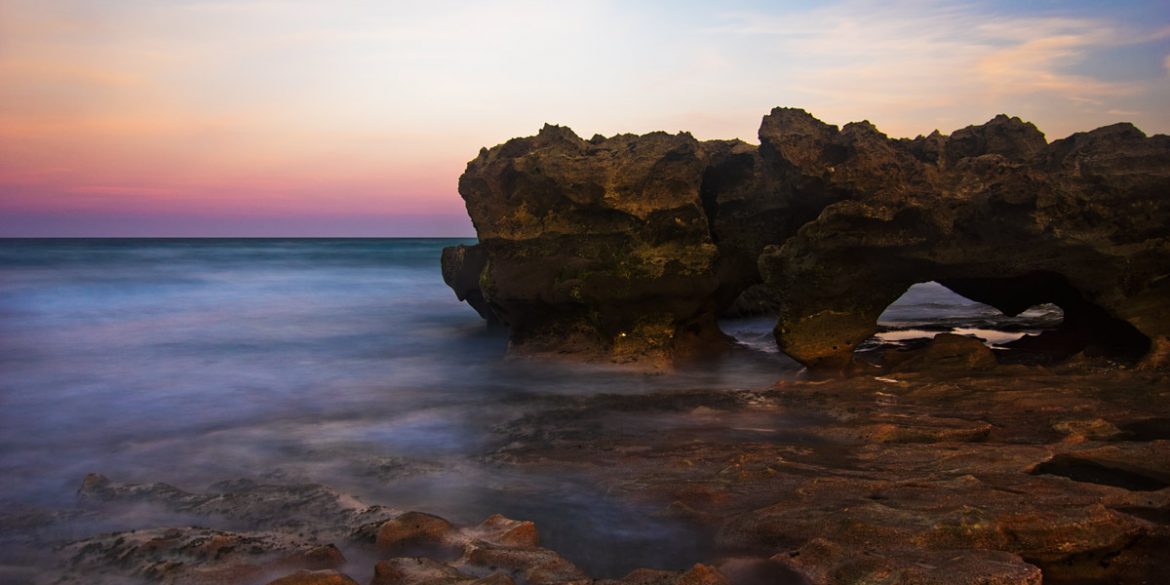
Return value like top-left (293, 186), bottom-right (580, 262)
top-left (708, 1), bottom-right (1158, 137)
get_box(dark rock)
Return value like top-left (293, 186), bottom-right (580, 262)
top-left (75, 475), bottom-right (397, 542)
top-left (485, 369), bottom-right (1170, 582)
top-left (266, 569), bottom-right (360, 585)
top-left (443, 116), bottom-right (837, 365)
top-left (759, 113), bottom-right (1170, 370)
top-left (942, 114), bottom-right (1047, 166)
top-left (773, 538), bottom-right (1042, 585)
top-left (449, 126), bottom-right (725, 365)
top-left (440, 244), bottom-right (498, 325)
top-left (58, 526), bottom-right (346, 585)
top-left (889, 333), bottom-right (999, 373)
top-left (445, 107), bottom-right (1168, 370)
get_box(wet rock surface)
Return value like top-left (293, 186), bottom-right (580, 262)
top-left (2, 369), bottom-right (1167, 584)
top-left (444, 109), bottom-right (1170, 370)
top-left (487, 367), bottom-right (1170, 584)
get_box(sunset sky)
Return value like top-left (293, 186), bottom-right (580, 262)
top-left (2, 1), bottom-right (1168, 237)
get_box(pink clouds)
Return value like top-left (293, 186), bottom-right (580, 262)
top-left (2, 0), bottom-right (1167, 236)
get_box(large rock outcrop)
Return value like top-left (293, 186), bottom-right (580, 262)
top-left (444, 124), bottom-right (829, 364)
top-left (444, 109), bottom-right (1170, 369)
top-left (758, 112), bottom-right (1170, 369)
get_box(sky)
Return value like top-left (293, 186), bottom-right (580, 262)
top-left (1, 0), bottom-right (1168, 237)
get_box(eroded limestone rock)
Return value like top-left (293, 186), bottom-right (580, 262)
top-left (758, 112), bottom-right (1169, 370)
top-left (445, 108), bottom-right (1170, 370)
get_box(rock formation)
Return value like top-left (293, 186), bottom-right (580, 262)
top-left (444, 109), bottom-right (1170, 370)
top-left (443, 122), bottom-right (835, 365)
top-left (759, 112), bottom-right (1169, 369)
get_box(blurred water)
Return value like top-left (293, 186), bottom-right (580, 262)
top-left (0, 242), bottom-right (1053, 576)
top-left (0, 238), bottom-right (797, 576)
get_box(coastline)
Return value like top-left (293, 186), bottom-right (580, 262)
top-left (7, 364), bottom-right (1168, 584)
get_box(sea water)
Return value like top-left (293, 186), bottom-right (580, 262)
top-left (0, 239), bottom-right (1051, 576)
top-left (0, 239), bottom-right (787, 576)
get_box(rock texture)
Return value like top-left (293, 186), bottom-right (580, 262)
top-left (444, 123), bottom-right (834, 365)
top-left (759, 111), bottom-right (1170, 370)
top-left (488, 368), bottom-right (1170, 585)
top-left (444, 109), bottom-right (1170, 369)
top-left (12, 369), bottom-right (1169, 585)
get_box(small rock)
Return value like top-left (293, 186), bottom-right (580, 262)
top-left (471, 514), bottom-right (539, 548)
top-left (675, 564), bottom-right (730, 585)
top-left (459, 542), bottom-right (588, 585)
top-left (376, 512), bottom-right (455, 551)
top-left (893, 334), bottom-right (998, 373)
top-left (266, 569), bottom-right (360, 585)
top-left (1052, 418), bottom-right (1124, 441)
top-left (371, 557), bottom-right (472, 585)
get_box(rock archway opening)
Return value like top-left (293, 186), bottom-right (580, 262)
top-left (855, 282), bottom-right (1063, 362)
top-left (856, 276), bottom-right (1151, 365)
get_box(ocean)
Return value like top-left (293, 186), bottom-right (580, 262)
top-left (0, 238), bottom-right (794, 577)
top-left (0, 238), bottom-right (1058, 577)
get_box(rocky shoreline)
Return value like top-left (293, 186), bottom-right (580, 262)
top-left (4, 363), bottom-right (1167, 585)
top-left (5, 109), bottom-right (1166, 584)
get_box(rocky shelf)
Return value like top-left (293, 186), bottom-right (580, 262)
top-left (10, 368), bottom-right (1169, 585)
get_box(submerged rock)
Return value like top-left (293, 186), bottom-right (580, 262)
top-left (58, 527), bottom-right (347, 585)
top-left (444, 108), bottom-right (1170, 370)
top-left (486, 369), bottom-right (1170, 584)
top-left (75, 474), bottom-right (398, 541)
top-left (774, 538), bottom-right (1042, 585)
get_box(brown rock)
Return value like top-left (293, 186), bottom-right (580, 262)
top-left (370, 558), bottom-right (473, 585)
top-left (58, 526), bottom-right (348, 585)
top-left (674, 564), bottom-right (729, 585)
top-left (596, 564), bottom-right (729, 585)
top-left (773, 538), bottom-right (1042, 585)
top-left (1052, 418), bottom-right (1124, 441)
top-left (376, 512), bottom-right (455, 550)
top-left (266, 569), bottom-right (360, 585)
top-left (597, 568), bottom-right (679, 585)
top-left (471, 514), bottom-right (539, 547)
top-left (467, 574), bottom-right (516, 585)
top-left (459, 541), bottom-right (588, 585)
top-left (891, 333), bottom-right (999, 373)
